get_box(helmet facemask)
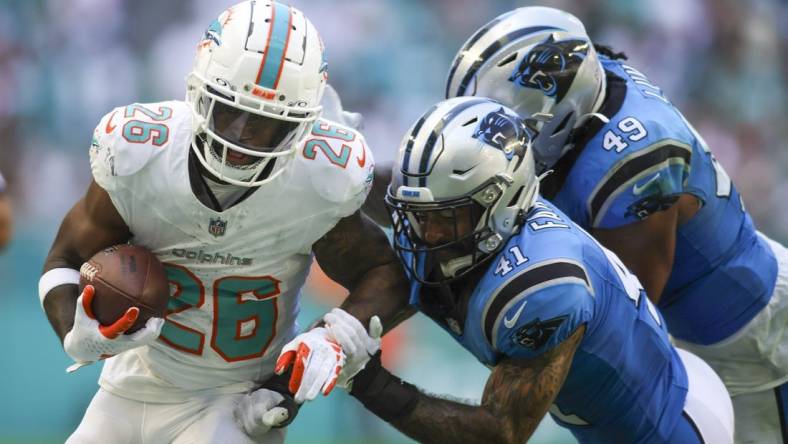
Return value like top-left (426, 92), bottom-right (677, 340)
top-left (187, 72), bottom-right (318, 187)
top-left (186, 1), bottom-right (327, 187)
top-left (387, 179), bottom-right (513, 286)
top-left (388, 98), bottom-right (541, 286)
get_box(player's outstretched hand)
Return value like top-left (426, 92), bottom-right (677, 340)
top-left (63, 285), bottom-right (164, 372)
top-left (235, 388), bottom-right (293, 438)
top-left (323, 309), bottom-right (382, 389)
top-left (275, 327), bottom-right (346, 403)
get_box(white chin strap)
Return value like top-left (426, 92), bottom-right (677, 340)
top-left (440, 254), bottom-right (474, 278)
top-left (576, 111), bottom-right (610, 126)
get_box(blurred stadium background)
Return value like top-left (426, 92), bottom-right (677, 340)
top-left (0, 0), bottom-right (786, 442)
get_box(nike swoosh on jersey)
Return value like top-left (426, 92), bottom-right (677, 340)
top-left (504, 300), bottom-right (528, 329)
top-left (632, 172), bottom-right (660, 196)
top-left (356, 139), bottom-right (367, 167)
top-left (105, 111), bottom-right (118, 134)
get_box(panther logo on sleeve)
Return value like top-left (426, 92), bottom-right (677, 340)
top-left (624, 170), bottom-right (684, 220)
top-left (514, 315), bottom-right (567, 350)
top-left (625, 195), bottom-right (679, 220)
top-left (508, 34), bottom-right (589, 102)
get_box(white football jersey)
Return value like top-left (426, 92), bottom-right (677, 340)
top-left (88, 100), bottom-right (374, 402)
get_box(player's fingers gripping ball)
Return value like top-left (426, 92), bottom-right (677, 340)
top-left (78, 244), bottom-right (169, 333)
top-left (275, 326), bottom-right (346, 403)
top-left (64, 285), bottom-right (165, 371)
top-left (81, 285), bottom-right (139, 339)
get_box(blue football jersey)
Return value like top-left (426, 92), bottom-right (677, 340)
top-left (545, 57), bottom-right (777, 344)
top-left (406, 200), bottom-right (688, 444)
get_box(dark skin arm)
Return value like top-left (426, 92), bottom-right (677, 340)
top-left (360, 160), bottom-right (393, 228)
top-left (42, 180), bottom-right (132, 343)
top-left (592, 194), bottom-right (699, 304)
top-left (313, 210), bottom-right (415, 333)
top-left (389, 325), bottom-right (585, 444)
top-left (0, 192), bottom-right (12, 250)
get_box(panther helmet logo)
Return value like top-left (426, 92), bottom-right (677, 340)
top-left (473, 107), bottom-right (534, 159)
top-left (508, 34), bottom-right (590, 102)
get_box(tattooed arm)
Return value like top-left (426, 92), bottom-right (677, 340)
top-left (352, 325), bottom-right (585, 444)
top-left (313, 209), bottom-right (415, 332)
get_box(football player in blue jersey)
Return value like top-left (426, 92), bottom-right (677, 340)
top-left (422, 7), bottom-right (788, 443)
top-left (285, 98), bottom-right (734, 443)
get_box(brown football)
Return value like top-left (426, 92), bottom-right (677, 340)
top-left (79, 244), bottom-right (169, 334)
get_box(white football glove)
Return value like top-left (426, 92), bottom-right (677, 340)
top-left (320, 84), bottom-right (364, 130)
top-left (63, 285), bottom-right (164, 372)
top-left (234, 389), bottom-right (290, 438)
top-left (324, 309), bottom-right (382, 389)
top-left (274, 326), bottom-right (345, 403)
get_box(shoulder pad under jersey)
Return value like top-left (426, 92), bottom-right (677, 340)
top-left (299, 119), bottom-right (375, 217)
top-left (483, 257), bottom-right (594, 360)
top-left (560, 70), bottom-right (695, 229)
top-left (89, 101), bottom-right (190, 191)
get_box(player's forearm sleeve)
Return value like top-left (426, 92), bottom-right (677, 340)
top-left (349, 351), bottom-right (419, 423)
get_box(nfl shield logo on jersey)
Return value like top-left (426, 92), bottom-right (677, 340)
top-left (208, 217), bottom-right (228, 237)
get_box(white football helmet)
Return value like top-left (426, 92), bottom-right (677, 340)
top-left (445, 7), bottom-right (606, 173)
top-left (187, 1), bottom-right (327, 186)
top-left (386, 97), bottom-right (539, 285)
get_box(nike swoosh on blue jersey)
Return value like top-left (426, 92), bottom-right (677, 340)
top-left (504, 300), bottom-right (528, 328)
top-left (632, 172), bottom-right (661, 196)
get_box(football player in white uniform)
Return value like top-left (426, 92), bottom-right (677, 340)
top-left (38, 2), bottom-right (410, 443)
top-left (0, 170), bottom-right (11, 250)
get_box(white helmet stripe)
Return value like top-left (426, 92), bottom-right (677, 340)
top-left (444, 10), bottom-right (518, 98)
top-left (401, 103), bottom-right (439, 187)
top-left (415, 97), bottom-right (489, 187)
top-left (450, 25), bottom-right (561, 98)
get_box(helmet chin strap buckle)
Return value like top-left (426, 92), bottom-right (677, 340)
top-left (479, 233), bottom-right (503, 253)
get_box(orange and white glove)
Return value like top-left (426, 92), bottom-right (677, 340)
top-left (323, 309), bottom-right (382, 389)
top-left (63, 285), bottom-right (164, 372)
top-left (274, 326), bottom-right (345, 403)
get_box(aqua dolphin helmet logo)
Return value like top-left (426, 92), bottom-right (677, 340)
top-left (509, 34), bottom-right (589, 102)
top-left (473, 107), bottom-right (533, 159)
top-left (203, 18), bottom-right (224, 46)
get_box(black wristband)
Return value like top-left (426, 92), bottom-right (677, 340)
top-left (259, 371), bottom-right (300, 428)
top-left (349, 351), bottom-right (419, 423)
top-left (259, 371), bottom-right (292, 395)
